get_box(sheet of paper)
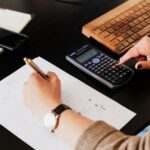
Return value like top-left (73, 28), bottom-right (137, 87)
top-left (0, 8), bottom-right (32, 33)
top-left (0, 57), bottom-right (136, 150)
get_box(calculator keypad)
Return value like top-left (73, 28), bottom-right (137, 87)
top-left (84, 53), bottom-right (133, 86)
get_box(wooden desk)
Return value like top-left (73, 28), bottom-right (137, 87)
top-left (0, 0), bottom-right (150, 149)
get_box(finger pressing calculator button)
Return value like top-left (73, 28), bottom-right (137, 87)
top-left (92, 58), bottom-right (100, 64)
top-left (67, 44), bottom-right (134, 89)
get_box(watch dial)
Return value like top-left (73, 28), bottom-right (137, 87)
top-left (43, 112), bottom-right (57, 131)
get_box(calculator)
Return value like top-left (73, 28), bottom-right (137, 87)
top-left (66, 44), bottom-right (134, 89)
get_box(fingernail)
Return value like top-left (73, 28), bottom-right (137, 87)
top-left (136, 64), bottom-right (142, 70)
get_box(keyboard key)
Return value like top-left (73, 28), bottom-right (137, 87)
top-left (99, 25), bottom-right (107, 31)
top-left (122, 33), bottom-right (130, 38)
top-left (106, 34), bottom-right (116, 41)
top-left (126, 37), bottom-right (134, 43)
top-left (132, 14), bottom-right (138, 19)
top-left (127, 30), bottom-right (134, 36)
top-left (100, 31), bottom-right (110, 38)
top-left (136, 24), bottom-right (144, 30)
top-left (107, 28), bottom-right (114, 33)
top-left (145, 18), bottom-right (150, 24)
top-left (116, 44), bottom-right (125, 51)
top-left (94, 29), bottom-right (103, 35)
top-left (133, 19), bottom-right (140, 25)
top-left (115, 31), bottom-right (122, 36)
top-left (110, 39), bottom-right (120, 46)
top-left (131, 27), bottom-right (139, 33)
top-left (122, 40), bottom-right (130, 47)
top-left (143, 14), bottom-right (149, 19)
top-left (131, 33), bottom-right (141, 40)
top-left (128, 22), bottom-right (135, 27)
top-left (141, 21), bottom-right (148, 27)
top-left (138, 25), bottom-right (150, 36)
top-left (105, 23), bottom-right (112, 28)
top-left (117, 36), bottom-right (124, 41)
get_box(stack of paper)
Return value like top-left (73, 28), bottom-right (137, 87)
top-left (0, 8), bottom-right (32, 33)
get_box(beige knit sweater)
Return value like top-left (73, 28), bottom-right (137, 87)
top-left (76, 121), bottom-right (150, 150)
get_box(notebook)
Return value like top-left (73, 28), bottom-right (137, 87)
top-left (0, 57), bottom-right (136, 150)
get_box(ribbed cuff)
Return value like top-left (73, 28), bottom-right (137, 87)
top-left (75, 121), bottom-right (116, 150)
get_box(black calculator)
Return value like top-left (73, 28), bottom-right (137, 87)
top-left (66, 44), bottom-right (134, 89)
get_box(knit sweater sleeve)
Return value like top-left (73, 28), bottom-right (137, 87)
top-left (76, 121), bottom-right (150, 150)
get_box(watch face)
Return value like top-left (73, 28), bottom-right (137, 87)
top-left (43, 112), bottom-right (57, 131)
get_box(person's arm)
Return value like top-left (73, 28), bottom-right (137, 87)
top-left (23, 72), bottom-right (94, 146)
top-left (24, 72), bottom-right (150, 150)
top-left (76, 121), bottom-right (150, 150)
top-left (118, 35), bottom-right (150, 70)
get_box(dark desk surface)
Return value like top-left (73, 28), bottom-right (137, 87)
top-left (0, 0), bottom-right (150, 149)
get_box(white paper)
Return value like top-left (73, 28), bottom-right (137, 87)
top-left (0, 8), bottom-right (32, 33)
top-left (0, 57), bottom-right (136, 150)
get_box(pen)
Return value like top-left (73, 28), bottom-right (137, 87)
top-left (0, 48), bottom-right (4, 54)
top-left (24, 57), bottom-right (49, 80)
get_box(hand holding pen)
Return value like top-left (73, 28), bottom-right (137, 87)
top-left (24, 57), bottom-right (49, 80)
top-left (23, 57), bottom-right (62, 117)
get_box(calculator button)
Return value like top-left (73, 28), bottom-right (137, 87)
top-left (84, 63), bottom-right (88, 67)
top-left (96, 55), bottom-right (102, 59)
top-left (97, 63), bottom-right (101, 67)
top-left (118, 74), bottom-right (123, 78)
top-left (123, 72), bottom-right (127, 76)
top-left (101, 73), bottom-right (105, 76)
top-left (101, 68), bottom-right (104, 72)
top-left (107, 68), bottom-right (112, 71)
top-left (88, 61), bottom-right (92, 65)
top-left (92, 58), bottom-right (100, 64)
top-left (111, 80), bottom-right (116, 84)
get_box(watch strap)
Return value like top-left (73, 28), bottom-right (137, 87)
top-left (53, 104), bottom-right (71, 115)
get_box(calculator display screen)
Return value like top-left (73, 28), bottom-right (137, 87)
top-left (76, 48), bottom-right (98, 63)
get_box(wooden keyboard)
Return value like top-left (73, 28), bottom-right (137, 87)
top-left (82, 0), bottom-right (150, 54)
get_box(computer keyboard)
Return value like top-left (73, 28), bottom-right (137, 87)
top-left (82, 0), bottom-right (150, 54)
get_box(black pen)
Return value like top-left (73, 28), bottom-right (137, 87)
top-left (24, 57), bottom-right (49, 80)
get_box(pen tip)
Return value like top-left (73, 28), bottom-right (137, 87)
top-left (23, 57), bottom-right (27, 62)
top-left (23, 57), bottom-right (32, 65)
top-left (23, 57), bottom-right (29, 64)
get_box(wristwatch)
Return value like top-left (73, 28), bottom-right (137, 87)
top-left (43, 104), bottom-right (71, 132)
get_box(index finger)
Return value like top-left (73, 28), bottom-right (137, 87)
top-left (47, 71), bottom-right (58, 80)
top-left (118, 46), bottom-right (140, 64)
